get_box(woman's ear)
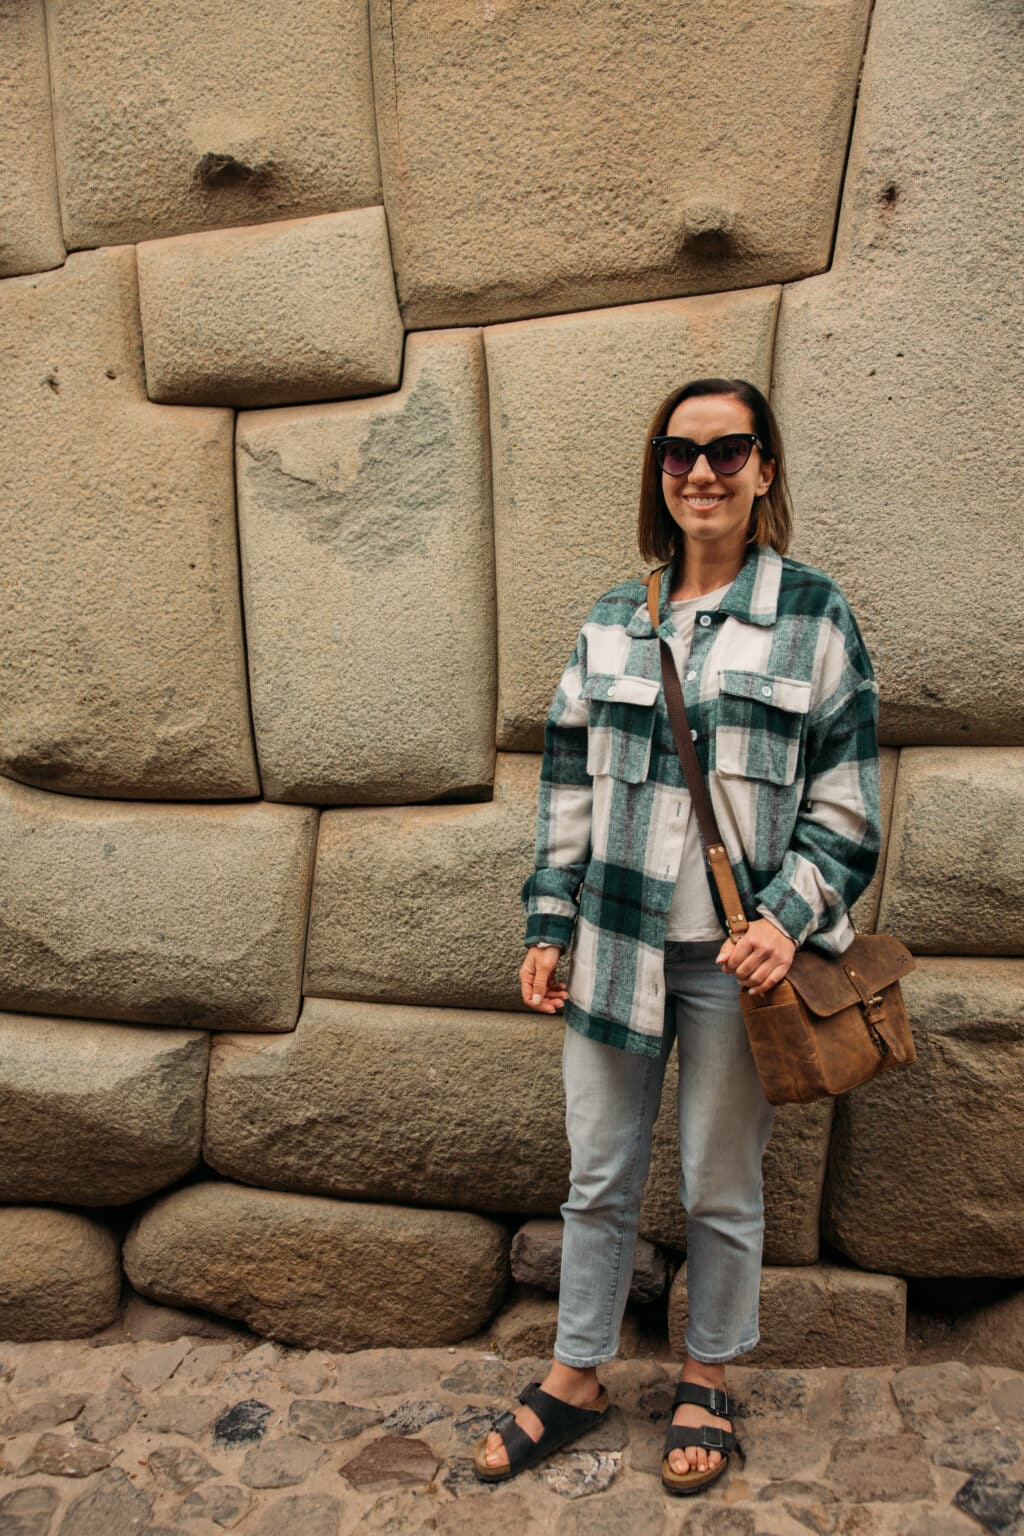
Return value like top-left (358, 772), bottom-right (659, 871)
top-left (757, 457), bottom-right (776, 497)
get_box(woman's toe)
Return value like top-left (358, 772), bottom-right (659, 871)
top-left (484, 1431), bottom-right (507, 1467)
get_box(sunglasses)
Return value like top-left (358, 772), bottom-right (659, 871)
top-left (651, 433), bottom-right (763, 477)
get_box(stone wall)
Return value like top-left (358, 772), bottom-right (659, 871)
top-left (1, 0), bottom-right (1022, 1363)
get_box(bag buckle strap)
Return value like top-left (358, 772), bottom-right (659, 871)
top-left (843, 963), bottom-right (885, 1023)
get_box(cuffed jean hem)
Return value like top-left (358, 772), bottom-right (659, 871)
top-left (684, 1333), bottom-right (761, 1365)
top-left (552, 1345), bottom-right (619, 1370)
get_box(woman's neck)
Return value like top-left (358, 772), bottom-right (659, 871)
top-left (670, 543), bottom-right (745, 602)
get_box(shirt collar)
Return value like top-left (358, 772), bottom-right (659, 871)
top-left (625, 542), bottom-right (782, 638)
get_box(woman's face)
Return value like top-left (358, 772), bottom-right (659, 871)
top-left (661, 393), bottom-right (775, 553)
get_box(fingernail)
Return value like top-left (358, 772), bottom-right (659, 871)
top-left (532, 993), bottom-right (541, 1005)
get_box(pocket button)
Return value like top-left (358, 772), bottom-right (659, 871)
top-left (761, 685), bottom-right (773, 697)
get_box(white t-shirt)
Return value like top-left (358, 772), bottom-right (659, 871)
top-left (663, 582), bottom-right (732, 941)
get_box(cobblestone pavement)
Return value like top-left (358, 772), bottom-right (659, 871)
top-left (2, 1320), bottom-right (1023, 1535)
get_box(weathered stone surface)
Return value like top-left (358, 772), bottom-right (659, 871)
top-left (668, 1264), bottom-right (906, 1367)
top-left (541, 1450), bottom-right (620, 1499)
top-left (236, 329), bottom-right (494, 804)
top-left (55, 1467), bottom-right (153, 1535)
top-left (76, 1386), bottom-right (141, 1443)
top-left (138, 209), bottom-right (402, 408)
top-left (640, 1060), bottom-right (833, 1266)
top-left (380, 1401), bottom-right (449, 1436)
top-left (934, 1427), bottom-right (1021, 1472)
top-left (0, 779), bottom-right (317, 1031)
top-left (952, 1288), bottom-right (1024, 1372)
top-left (304, 754), bottom-right (531, 1005)
top-left (179, 1482), bottom-right (252, 1528)
top-left (1, 1394), bottom-right (85, 1436)
top-left (0, 1014), bottom-right (208, 1205)
top-left (339, 1435), bottom-right (439, 1492)
top-left (123, 1183), bottom-right (509, 1351)
top-left (823, 960), bottom-right (1024, 1276)
top-left (46, 0), bottom-right (379, 248)
top-left (288, 1399), bottom-right (382, 1443)
top-left (485, 289), bottom-right (779, 748)
top-left (249, 1493), bottom-right (345, 1535)
top-left (145, 1444), bottom-right (219, 1491)
top-left (482, 1287), bottom-right (646, 1363)
top-left (876, 750), bottom-right (1024, 954)
top-left (204, 995), bottom-right (564, 1210)
top-left (0, 1208), bottom-right (120, 1342)
top-left (15, 1432), bottom-right (114, 1478)
top-left (891, 1362), bottom-right (988, 1438)
top-left (0, 247), bottom-right (257, 799)
top-left (120, 1339), bottom-right (191, 1393)
top-left (954, 1472), bottom-right (1024, 1536)
top-left (213, 1400), bottom-right (273, 1447)
top-left (372, 1), bottom-right (869, 326)
top-left (555, 1490), bottom-right (667, 1535)
top-left (772, 0), bottom-right (1024, 746)
top-left (0, 1484), bottom-right (59, 1536)
top-left (853, 746), bottom-right (900, 933)
top-left (122, 1292), bottom-right (240, 1345)
top-left (239, 1435), bottom-right (320, 1489)
top-left (825, 1435), bottom-right (935, 1502)
top-left (0, 0), bottom-right (64, 277)
top-left (139, 1394), bottom-right (225, 1439)
top-left (511, 1219), bottom-right (665, 1303)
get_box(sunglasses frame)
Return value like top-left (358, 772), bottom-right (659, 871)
top-left (651, 432), bottom-right (764, 477)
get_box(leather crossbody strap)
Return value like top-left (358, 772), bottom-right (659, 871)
top-left (647, 566), bottom-right (749, 941)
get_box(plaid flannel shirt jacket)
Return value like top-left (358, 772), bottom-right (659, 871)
top-left (521, 541), bottom-right (882, 1057)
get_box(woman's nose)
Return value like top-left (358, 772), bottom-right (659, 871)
top-left (687, 451), bottom-right (716, 482)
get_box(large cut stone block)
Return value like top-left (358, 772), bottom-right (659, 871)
top-left (204, 999), bottom-right (568, 1213)
top-left (822, 959), bottom-right (1024, 1276)
top-left (485, 290), bottom-right (779, 747)
top-left (876, 749), bottom-right (1024, 955)
top-left (640, 1056), bottom-right (832, 1266)
top-left (123, 1182), bottom-right (509, 1350)
top-left (0, 0), bottom-right (65, 276)
top-left (205, 996), bottom-right (831, 1269)
top-left (46, 0), bottom-right (380, 247)
top-left (305, 754), bottom-right (532, 1006)
top-left (0, 1013), bottom-right (208, 1205)
top-left (138, 209), bottom-right (403, 407)
top-left (668, 1262), bottom-right (906, 1366)
top-left (771, 0), bottom-right (1024, 744)
top-left (0, 1207), bottom-right (121, 1340)
top-left (511, 1219), bottom-right (666, 1304)
top-left (371, 0), bottom-right (870, 326)
top-left (0, 246), bottom-right (258, 798)
top-left (236, 329), bottom-right (495, 804)
top-left (0, 777), bottom-right (317, 1031)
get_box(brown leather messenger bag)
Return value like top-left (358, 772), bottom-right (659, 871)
top-left (646, 565), bottom-right (916, 1105)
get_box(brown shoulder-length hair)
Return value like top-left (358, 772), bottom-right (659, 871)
top-left (637, 378), bottom-right (792, 564)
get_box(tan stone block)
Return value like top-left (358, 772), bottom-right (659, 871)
top-left (0, 1207), bottom-right (121, 1340)
top-left (46, 0), bottom-right (379, 247)
top-left (0, 247), bottom-right (258, 798)
top-left (0, 1014), bottom-right (208, 1205)
top-left (771, 0), bottom-right (1024, 745)
top-left (205, 996), bottom-right (831, 1273)
top-left (0, 0), bottom-right (65, 276)
top-left (668, 1263), bottom-right (906, 1367)
top-left (640, 1063), bottom-right (832, 1266)
top-left (951, 1287), bottom-right (1024, 1371)
top-left (304, 753), bottom-right (531, 1005)
top-left (877, 749), bottom-right (1024, 954)
top-left (371, 0), bottom-right (870, 326)
top-left (485, 290), bottom-right (779, 747)
top-left (0, 777), bottom-right (317, 1031)
top-left (122, 1182), bottom-right (509, 1350)
top-left (138, 209), bottom-right (403, 407)
top-left (204, 997), bottom-right (568, 1212)
top-left (822, 959), bottom-right (1024, 1276)
top-left (482, 1286), bottom-right (648, 1362)
top-left (510, 1218), bottom-right (666, 1304)
top-left (236, 329), bottom-right (495, 804)
top-left (852, 746), bottom-right (899, 933)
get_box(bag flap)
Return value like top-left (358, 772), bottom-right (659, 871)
top-left (582, 672), bottom-right (661, 707)
top-left (786, 933), bottom-right (917, 1018)
top-left (718, 670), bottom-right (812, 714)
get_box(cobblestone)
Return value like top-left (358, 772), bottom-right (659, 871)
top-left (0, 1333), bottom-right (1020, 1532)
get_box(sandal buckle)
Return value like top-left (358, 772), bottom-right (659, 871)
top-left (709, 1388), bottom-right (729, 1416)
top-left (702, 1426), bottom-right (726, 1450)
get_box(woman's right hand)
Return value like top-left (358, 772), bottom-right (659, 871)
top-left (519, 946), bottom-right (569, 1013)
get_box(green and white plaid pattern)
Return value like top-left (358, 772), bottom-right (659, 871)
top-left (522, 542), bottom-right (881, 1057)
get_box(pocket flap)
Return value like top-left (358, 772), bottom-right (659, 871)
top-left (582, 673), bottom-right (661, 707)
top-left (719, 670), bottom-right (812, 714)
top-left (786, 934), bottom-right (917, 1018)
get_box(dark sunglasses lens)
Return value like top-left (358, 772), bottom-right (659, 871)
top-left (707, 436), bottom-right (752, 475)
top-left (658, 440), bottom-right (696, 475)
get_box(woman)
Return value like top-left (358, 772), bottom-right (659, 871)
top-left (474, 378), bottom-right (881, 1495)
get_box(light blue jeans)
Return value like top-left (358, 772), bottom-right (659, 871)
top-left (554, 940), bottom-right (776, 1367)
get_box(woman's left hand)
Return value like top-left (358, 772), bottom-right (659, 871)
top-left (716, 919), bottom-right (797, 997)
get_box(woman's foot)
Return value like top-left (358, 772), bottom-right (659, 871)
top-left (666, 1357), bottom-right (731, 1476)
top-left (481, 1362), bottom-right (604, 1472)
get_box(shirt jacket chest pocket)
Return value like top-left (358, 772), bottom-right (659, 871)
top-left (581, 671), bottom-right (661, 783)
top-left (713, 669), bottom-right (813, 788)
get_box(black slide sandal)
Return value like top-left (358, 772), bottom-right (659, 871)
top-left (472, 1380), bottom-right (610, 1482)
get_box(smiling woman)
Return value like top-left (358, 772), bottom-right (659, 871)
top-left (474, 377), bottom-right (881, 1497)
